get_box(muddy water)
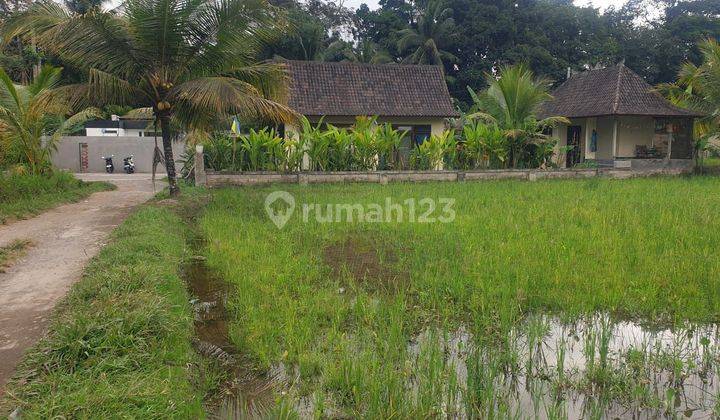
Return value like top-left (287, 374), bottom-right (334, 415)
top-left (410, 315), bottom-right (720, 419)
top-left (183, 257), bottom-right (278, 416)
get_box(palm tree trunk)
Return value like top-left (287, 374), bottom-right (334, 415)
top-left (159, 115), bottom-right (179, 196)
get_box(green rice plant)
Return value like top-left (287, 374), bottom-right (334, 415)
top-left (198, 178), bottom-right (720, 418)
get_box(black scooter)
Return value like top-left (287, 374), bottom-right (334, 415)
top-left (102, 155), bottom-right (114, 173)
top-left (123, 155), bottom-right (135, 174)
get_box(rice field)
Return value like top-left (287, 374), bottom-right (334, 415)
top-left (197, 176), bottom-right (720, 418)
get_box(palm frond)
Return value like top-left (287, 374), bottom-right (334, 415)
top-left (171, 77), bottom-right (297, 128)
top-left (89, 68), bottom-right (146, 106)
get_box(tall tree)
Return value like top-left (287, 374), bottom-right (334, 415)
top-left (5, 0), bottom-right (296, 195)
top-left (396, 0), bottom-right (457, 66)
top-left (658, 38), bottom-right (720, 149)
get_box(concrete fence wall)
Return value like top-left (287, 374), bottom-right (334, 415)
top-left (199, 167), bottom-right (692, 187)
top-left (191, 146), bottom-right (694, 187)
top-left (52, 136), bottom-right (186, 173)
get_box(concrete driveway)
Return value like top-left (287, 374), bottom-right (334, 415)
top-left (0, 173), bottom-right (160, 395)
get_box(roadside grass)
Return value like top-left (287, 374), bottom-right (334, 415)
top-left (199, 176), bottom-right (720, 417)
top-left (0, 204), bottom-right (212, 418)
top-left (0, 239), bottom-right (32, 272)
top-left (0, 172), bottom-right (114, 224)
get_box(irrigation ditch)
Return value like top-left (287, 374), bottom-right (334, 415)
top-left (169, 195), bottom-right (282, 417)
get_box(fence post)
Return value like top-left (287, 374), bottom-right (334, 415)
top-left (195, 144), bottom-right (207, 186)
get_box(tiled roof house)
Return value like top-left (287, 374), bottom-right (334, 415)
top-left (283, 60), bottom-right (458, 150)
top-left (539, 63), bottom-right (702, 169)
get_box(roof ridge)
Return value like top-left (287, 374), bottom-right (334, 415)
top-left (611, 63), bottom-right (623, 114)
top-left (284, 59), bottom-right (443, 69)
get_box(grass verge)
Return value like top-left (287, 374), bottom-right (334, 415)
top-left (0, 239), bottom-right (33, 272)
top-left (0, 204), bottom-right (209, 417)
top-left (0, 172), bottom-right (114, 224)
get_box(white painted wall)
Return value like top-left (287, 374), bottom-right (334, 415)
top-left (85, 127), bottom-right (156, 137)
top-left (616, 116), bottom-right (655, 158)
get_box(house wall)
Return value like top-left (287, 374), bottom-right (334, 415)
top-left (616, 116), bottom-right (655, 158)
top-left (86, 128), bottom-right (155, 137)
top-left (595, 117), bottom-right (615, 160)
top-left (284, 116), bottom-right (446, 138)
top-left (551, 116), bottom-right (664, 164)
top-left (52, 136), bottom-right (186, 173)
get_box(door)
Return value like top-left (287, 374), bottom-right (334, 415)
top-left (566, 126), bottom-right (582, 167)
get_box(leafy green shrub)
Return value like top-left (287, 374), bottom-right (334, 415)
top-left (350, 116), bottom-right (379, 170)
top-left (462, 121), bottom-right (508, 169)
top-left (375, 123), bottom-right (406, 170)
top-left (325, 125), bottom-right (354, 171)
top-left (410, 131), bottom-right (455, 170)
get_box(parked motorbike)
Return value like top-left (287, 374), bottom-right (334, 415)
top-left (123, 155), bottom-right (135, 174)
top-left (102, 155), bottom-right (114, 173)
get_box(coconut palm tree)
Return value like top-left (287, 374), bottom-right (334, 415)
top-left (4, 0), bottom-right (296, 195)
top-left (0, 64), bottom-right (99, 173)
top-left (657, 39), bottom-right (720, 158)
top-left (396, 0), bottom-right (456, 66)
top-left (467, 64), bottom-right (569, 168)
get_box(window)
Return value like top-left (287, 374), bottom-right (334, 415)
top-left (102, 129), bottom-right (117, 134)
top-left (393, 125), bottom-right (432, 147)
top-left (393, 125), bottom-right (433, 168)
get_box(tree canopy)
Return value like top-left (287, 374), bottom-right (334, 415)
top-left (254, 0), bottom-right (720, 108)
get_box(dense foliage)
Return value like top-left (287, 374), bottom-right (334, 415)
top-left (260, 0), bottom-right (720, 107)
top-left (0, 65), bottom-right (99, 174)
top-left (659, 38), bottom-right (720, 157)
top-left (3, 0), bottom-right (296, 194)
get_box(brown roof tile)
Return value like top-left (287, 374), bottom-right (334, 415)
top-left (285, 60), bottom-right (459, 118)
top-left (538, 64), bottom-right (703, 119)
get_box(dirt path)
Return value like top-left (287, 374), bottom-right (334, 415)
top-left (0, 174), bottom-right (159, 395)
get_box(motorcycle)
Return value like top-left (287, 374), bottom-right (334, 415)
top-left (123, 155), bottom-right (135, 174)
top-left (102, 155), bottom-right (114, 173)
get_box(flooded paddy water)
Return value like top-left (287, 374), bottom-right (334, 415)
top-left (182, 255), bottom-right (719, 419)
top-left (409, 315), bottom-right (719, 418)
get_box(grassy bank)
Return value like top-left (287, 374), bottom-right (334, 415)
top-left (1, 205), bottom-right (209, 417)
top-left (200, 176), bottom-right (720, 417)
top-left (0, 172), bottom-right (114, 224)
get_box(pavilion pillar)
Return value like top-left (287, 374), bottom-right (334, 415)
top-left (612, 118), bottom-right (618, 159)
